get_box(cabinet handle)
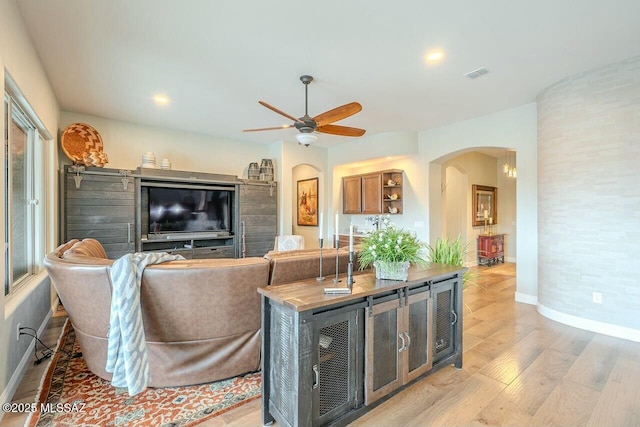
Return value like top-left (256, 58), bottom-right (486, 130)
top-left (312, 364), bottom-right (319, 389)
top-left (127, 223), bottom-right (131, 243)
top-left (398, 333), bottom-right (406, 352)
top-left (451, 310), bottom-right (458, 325)
top-left (403, 332), bottom-right (411, 349)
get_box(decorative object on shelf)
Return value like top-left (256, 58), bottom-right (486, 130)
top-left (388, 206), bottom-right (398, 214)
top-left (141, 152), bottom-right (156, 168)
top-left (389, 193), bottom-right (398, 200)
top-left (61, 122), bottom-right (108, 167)
top-left (248, 162), bottom-right (260, 180)
top-left (387, 179), bottom-right (396, 186)
top-left (81, 148), bottom-right (108, 167)
top-left (296, 177), bottom-right (318, 226)
top-left (358, 223), bottom-right (426, 281)
top-left (472, 184), bottom-right (497, 227)
top-left (259, 158), bottom-right (274, 181)
top-left (161, 158), bottom-right (171, 170)
top-left (503, 150), bottom-right (517, 178)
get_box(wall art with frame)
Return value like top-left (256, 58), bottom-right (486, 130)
top-left (297, 177), bottom-right (318, 226)
top-left (472, 184), bottom-right (497, 227)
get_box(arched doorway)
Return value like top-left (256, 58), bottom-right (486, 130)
top-left (430, 148), bottom-right (517, 267)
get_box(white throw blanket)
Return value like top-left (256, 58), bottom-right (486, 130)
top-left (106, 252), bottom-right (184, 396)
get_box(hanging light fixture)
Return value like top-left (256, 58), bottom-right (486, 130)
top-left (503, 150), bottom-right (516, 178)
top-left (296, 133), bottom-right (317, 146)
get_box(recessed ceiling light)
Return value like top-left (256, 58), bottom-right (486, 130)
top-left (153, 94), bottom-right (170, 106)
top-left (425, 50), bottom-right (444, 63)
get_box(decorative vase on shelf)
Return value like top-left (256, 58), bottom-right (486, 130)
top-left (374, 260), bottom-right (410, 281)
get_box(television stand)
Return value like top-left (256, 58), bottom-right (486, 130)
top-left (145, 232), bottom-right (230, 241)
top-left (141, 234), bottom-right (235, 259)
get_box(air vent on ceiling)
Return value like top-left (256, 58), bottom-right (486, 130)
top-left (464, 67), bottom-right (489, 79)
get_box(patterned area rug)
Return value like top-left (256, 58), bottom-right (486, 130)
top-left (26, 320), bottom-right (261, 426)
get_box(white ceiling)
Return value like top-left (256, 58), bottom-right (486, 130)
top-left (17, 0), bottom-right (640, 148)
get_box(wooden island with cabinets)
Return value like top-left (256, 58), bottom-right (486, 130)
top-left (258, 263), bottom-right (465, 427)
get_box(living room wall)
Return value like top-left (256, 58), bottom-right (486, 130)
top-left (59, 112), bottom-right (272, 177)
top-left (0, 0), bottom-right (60, 410)
top-left (537, 56), bottom-right (640, 339)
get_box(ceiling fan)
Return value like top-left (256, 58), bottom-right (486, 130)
top-left (244, 75), bottom-right (366, 146)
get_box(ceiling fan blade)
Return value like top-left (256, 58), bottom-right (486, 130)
top-left (313, 102), bottom-right (362, 127)
top-left (243, 125), bottom-right (293, 132)
top-left (258, 101), bottom-right (301, 123)
top-left (317, 124), bottom-right (366, 137)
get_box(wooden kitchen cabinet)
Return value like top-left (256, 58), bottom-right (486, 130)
top-left (342, 169), bottom-right (403, 215)
top-left (342, 175), bottom-right (362, 214)
top-left (361, 173), bottom-right (382, 214)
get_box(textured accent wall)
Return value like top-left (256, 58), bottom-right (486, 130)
top-left (537, 56), bottom-right (640, 329)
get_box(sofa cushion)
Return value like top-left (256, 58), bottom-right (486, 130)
top-left (53, 239), bottom-right (80, 257)
top-left (62, 238), bottom-right (109, 260)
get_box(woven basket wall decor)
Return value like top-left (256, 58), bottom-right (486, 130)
top-left (61, 123), bottom-right (107, 167)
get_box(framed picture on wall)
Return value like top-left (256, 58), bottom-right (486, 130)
top-left (472, 184), bottom-right (497, 227)
top-left (297, 177), bottom-right (318, 226)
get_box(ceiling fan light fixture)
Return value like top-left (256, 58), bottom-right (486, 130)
top-left (296, 133), bottom-right (318, 146)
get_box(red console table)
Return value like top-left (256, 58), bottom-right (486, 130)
top-left (477, 234), bottom-right (505, 266)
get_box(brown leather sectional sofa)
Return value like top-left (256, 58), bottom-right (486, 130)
top-left (44, 238), bottom-right (269, 387)
top-left (44, 239), bottom-right (361, 388)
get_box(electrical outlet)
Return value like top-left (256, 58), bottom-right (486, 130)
top-left (592, 292), bottom-right (603, 304)
top-left (16, 323), bottom-right (21, 341)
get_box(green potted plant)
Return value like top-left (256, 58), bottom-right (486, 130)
top-left (427, 235), bottom-right (475, 288)
top-left (358, 222), bottom-right (426, 281)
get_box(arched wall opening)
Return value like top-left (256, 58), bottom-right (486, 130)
top-left (429, 149), bottom-right (517, 266)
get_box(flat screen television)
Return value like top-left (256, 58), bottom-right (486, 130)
top-left (147, 185), bottom-right (233, 235)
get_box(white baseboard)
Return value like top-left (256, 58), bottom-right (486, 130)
top-left (505, 256), bottom-right (516, 263)
top-left (0, 299), bottom-right (58, 419)
top-left (515, 292), bottom-right (538, 305)
top-left (537, 303), bottom-right (640, 343)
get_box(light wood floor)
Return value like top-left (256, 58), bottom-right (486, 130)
top-left (3, 263), bottom-right (640, 426)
